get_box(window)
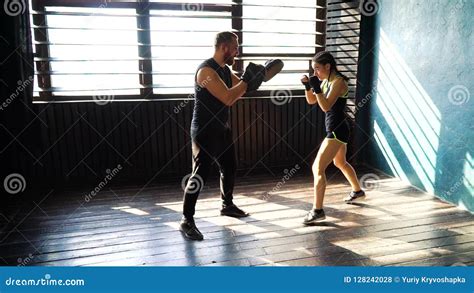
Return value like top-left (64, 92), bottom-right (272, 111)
top-left (241, 0), bottom-right (323, 91)
top-left (30, 0), bottom-right (325, 101)
top-left (149, 8), bottom-right (232, 94)
top-left (40, 6), bottom-right (139, 96)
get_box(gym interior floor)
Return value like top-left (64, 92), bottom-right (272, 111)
top-left (1, 168), bottom-right (473, 267)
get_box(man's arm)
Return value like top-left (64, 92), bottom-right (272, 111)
top-left (197, 67), bottom-right (247, 107)
top-left (231, 71), bottom-right (241, 87)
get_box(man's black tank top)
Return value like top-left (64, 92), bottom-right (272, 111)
top-left (191, 58), bottom-right (232, 137)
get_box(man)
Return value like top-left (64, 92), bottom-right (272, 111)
top-left (180, 31), bottom-right (265, 240)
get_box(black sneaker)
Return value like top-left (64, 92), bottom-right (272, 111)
top-left (220, 204), bottom-right (250, 218)
top-left (303, 209), bottom-right (326, 225)
top-left (179, 217), bottom-right (204, 240)
top-left (344, 190), bottom-right (366, 204)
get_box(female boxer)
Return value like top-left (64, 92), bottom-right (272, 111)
top-left (301, 51), bottom-right (365, 224)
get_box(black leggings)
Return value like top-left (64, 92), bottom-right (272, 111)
top-left (183, 127), bottom-right (236, 219)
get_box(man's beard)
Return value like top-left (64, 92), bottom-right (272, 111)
top-left (224, 52), bottom-right (234, 66)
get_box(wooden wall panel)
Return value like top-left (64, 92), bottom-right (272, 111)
top-left (19, 98), bottom-right (325, 184)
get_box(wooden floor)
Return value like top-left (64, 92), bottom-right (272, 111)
top-left (1, 170), bottom-right (473, 267)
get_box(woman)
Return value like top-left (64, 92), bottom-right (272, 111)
top-left (301, 51), bottom-right (365, 225)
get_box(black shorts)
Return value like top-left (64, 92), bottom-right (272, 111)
top-left (326, 122), bottom-right (350, 144)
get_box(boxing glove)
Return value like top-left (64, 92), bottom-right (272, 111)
top-left (241, 62), bottom-right (265, 92)
top-left (309, 75), bottom-right (322, 94)
top-left (301, 75), bottom-right (311, 91)
top-left (263, 59), bottom-right (284, 82)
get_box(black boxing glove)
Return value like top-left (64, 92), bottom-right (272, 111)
top-left (309, 75), bottom-right (322, 94)
top-left (301, 75), bottom-right (311, 91)
top-left (241, 62), bottom-right (265, 92)
top-left (263, 59), bottom-right (284, 82)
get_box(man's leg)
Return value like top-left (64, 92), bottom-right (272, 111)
top-left (181, 139), bottom-right (213, 240)
top-left (215, 128), bottom-right (249, 217)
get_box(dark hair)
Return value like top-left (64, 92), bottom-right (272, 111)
top-left (214, 31), bottom-right (238, 49)
top-left (312, 51), bottom-right (349, 81)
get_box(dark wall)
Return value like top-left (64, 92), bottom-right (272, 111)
top-left (4, 98), bottom-right (326, 187)
top-left (1, 2), bottom-right (35, 190)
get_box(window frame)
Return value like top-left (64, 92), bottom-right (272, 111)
top-left (30, 0), bottom-right (327, 102)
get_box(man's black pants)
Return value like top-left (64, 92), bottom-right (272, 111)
top-left (182, 127), bottom-right (236, 220)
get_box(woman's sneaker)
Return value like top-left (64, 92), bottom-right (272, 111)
top-left (303, 209), bottom-right (326, 225)
top-left (344, 190), bottom-right (366, 204)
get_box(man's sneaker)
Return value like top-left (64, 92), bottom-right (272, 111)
top-left (179, 217), bottom-right (204, 240)
top-left (220, 204), bottom-right (250, 218)
top-left (303, 209), bottom-right (326, 225)
top-left (344, 190), bottom-right (366, 204)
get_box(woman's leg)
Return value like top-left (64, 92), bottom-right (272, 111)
top-left (312, 138), bottom-right (344, 209)
top-left (332, 143), bottom-right (362, 192)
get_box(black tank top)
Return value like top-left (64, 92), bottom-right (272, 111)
top-left (321, 74), bottom-right (349, 132)
top-left (191, 58), bottom-right (232, 137)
